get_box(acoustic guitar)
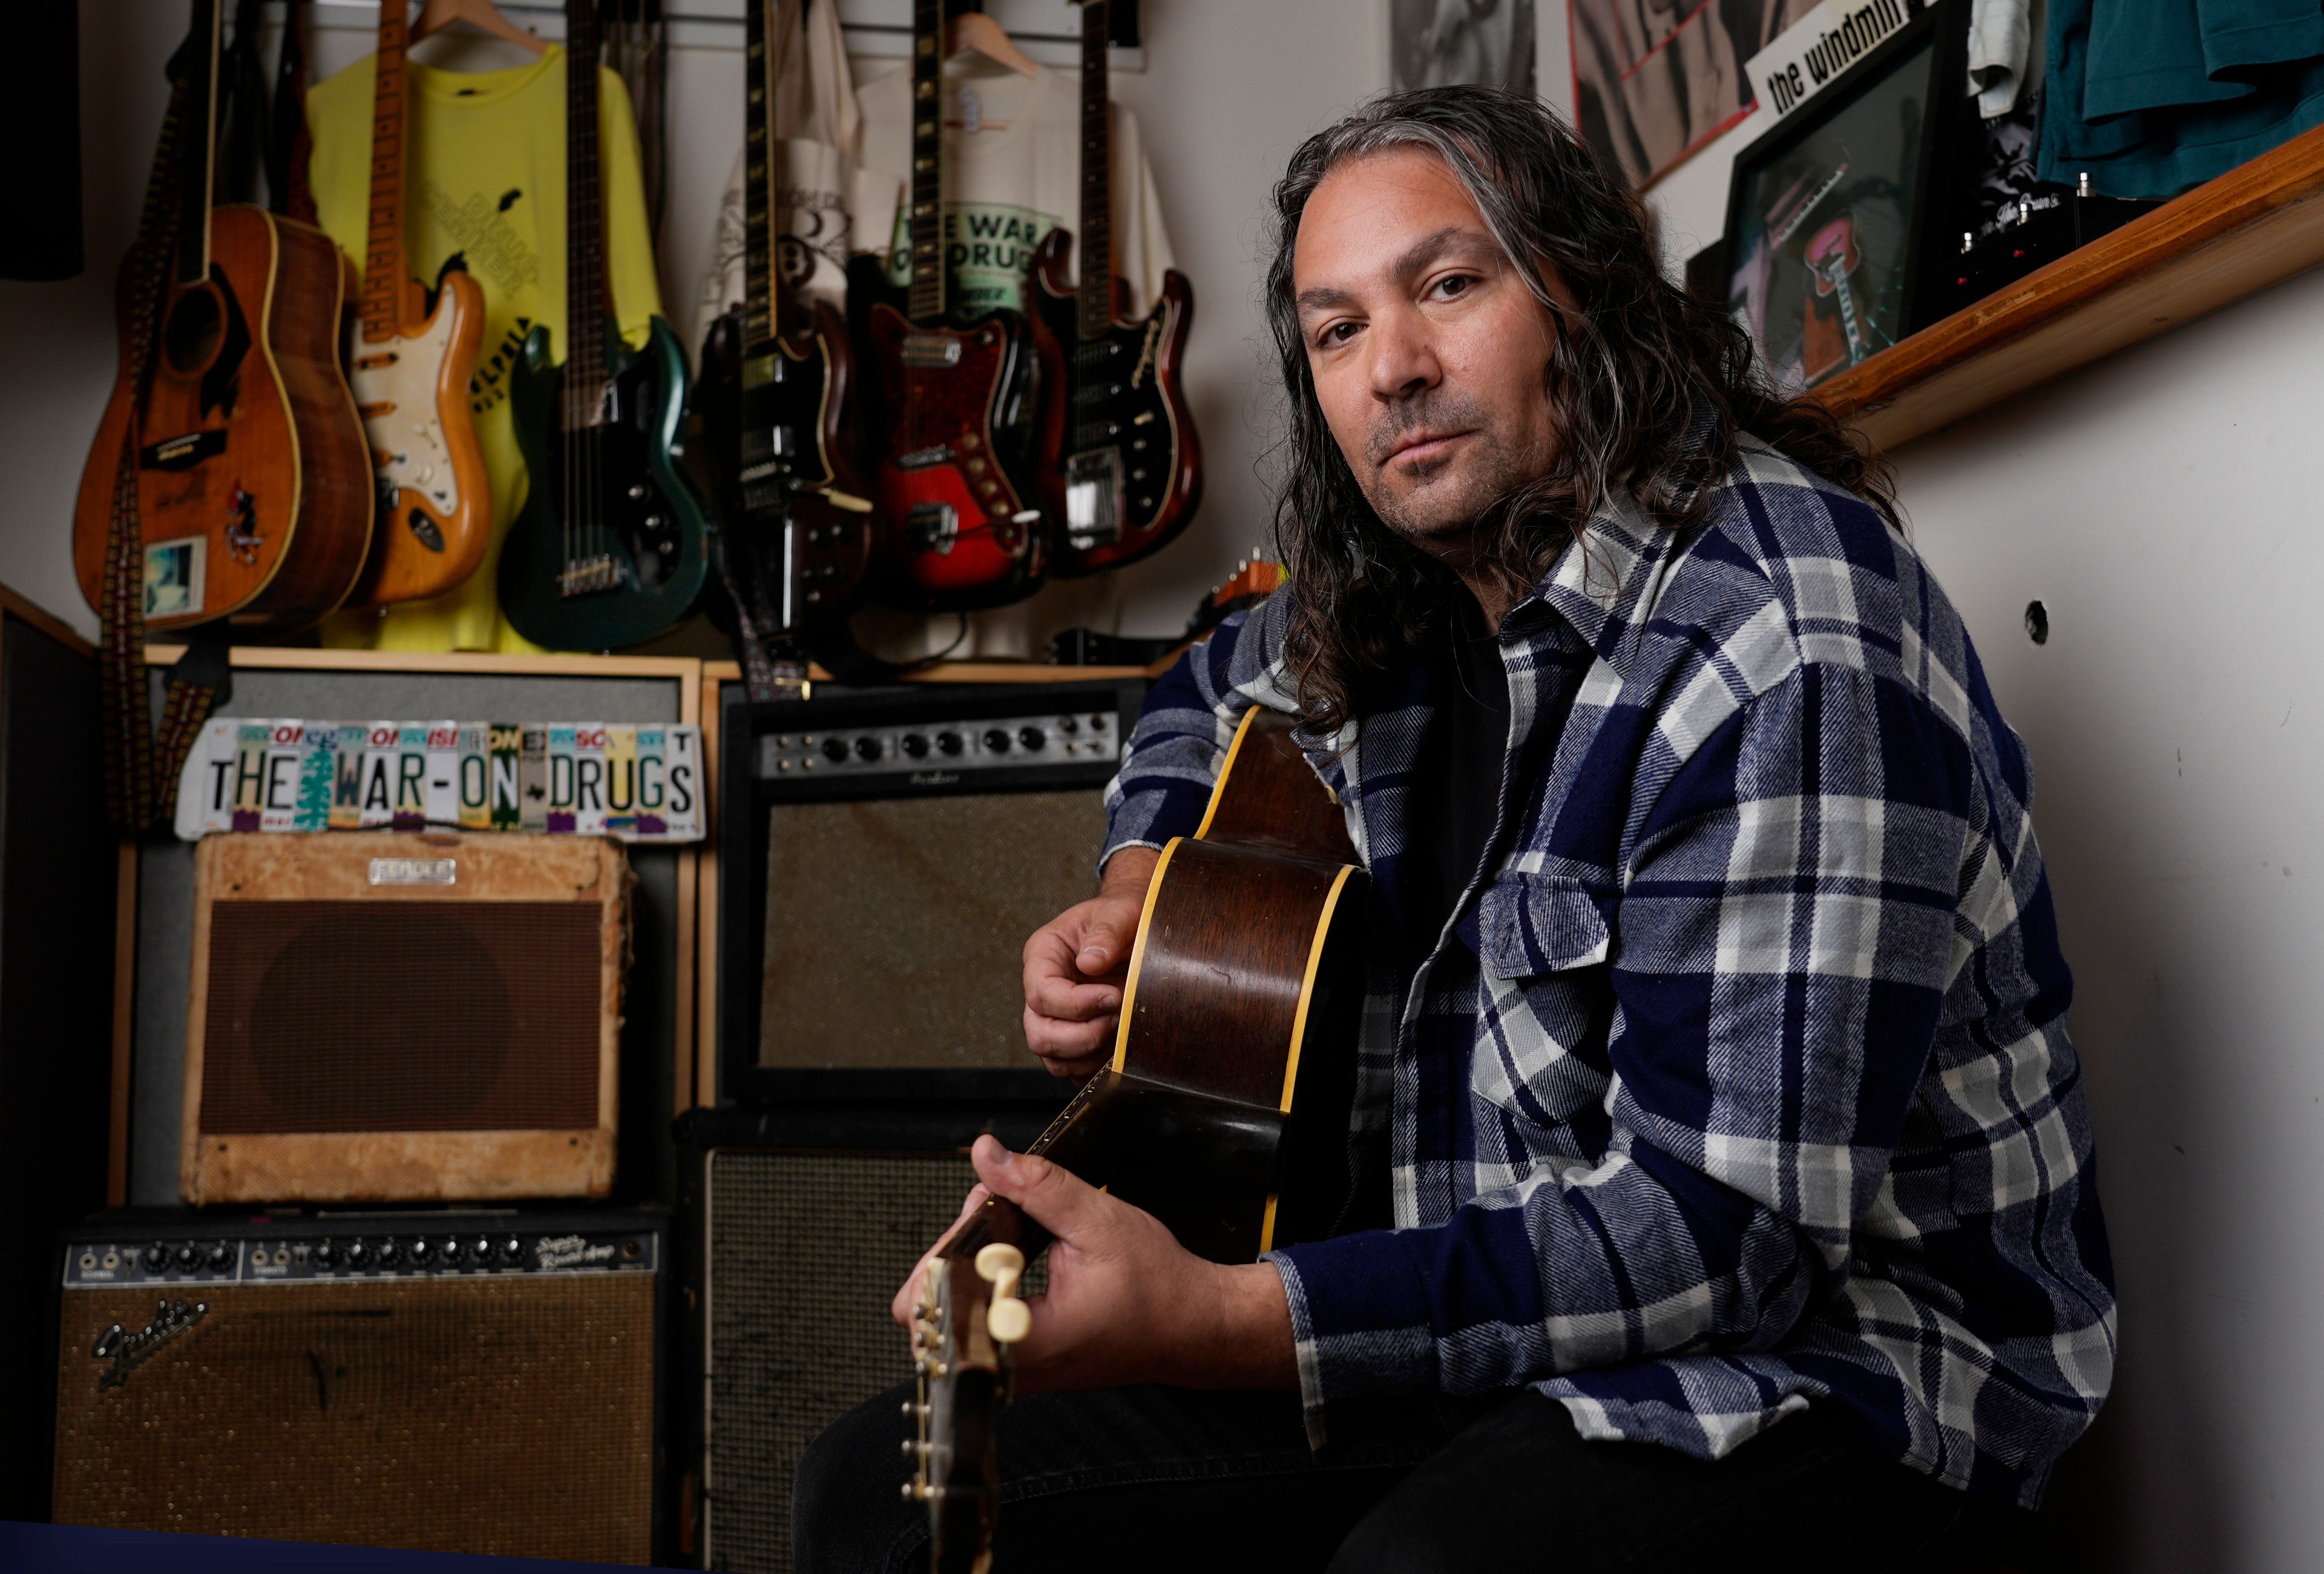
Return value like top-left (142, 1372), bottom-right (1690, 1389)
top-left (851, 0), bottom-right (1063, 611)
top-left (905, 707), bottom-right (1368, 1571)
top-left (695, 0), bottom-right (874, 697)
top-left (73, 0), bottom-right (373, 634)
top-left (341, 0), bottom-right (491, 607)
top-left (496, 0), bottom-right (713, 651)
top-left (1031, 0), bottom-right (1202, 577)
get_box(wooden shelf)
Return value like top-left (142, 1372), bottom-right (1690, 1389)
top-left (1813, 122), bottom-right (2324, 449)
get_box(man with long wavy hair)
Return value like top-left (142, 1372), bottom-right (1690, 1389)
top-left (798, 87), bottom-right (2113, 1570)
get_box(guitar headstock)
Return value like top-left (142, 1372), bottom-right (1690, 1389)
top-left (906, 1235), bottom-right (1032, 1574)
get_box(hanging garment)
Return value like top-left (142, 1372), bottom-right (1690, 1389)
top-left (2042, 0), bottom-right (2324, 195)
top-left (302, 47), bottom-right (665, 652)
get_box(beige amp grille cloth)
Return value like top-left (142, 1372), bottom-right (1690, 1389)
top-left (52, 1276), bottom-right (655, 1563)
top-left (758, 790), bottom-right (1109, 1069)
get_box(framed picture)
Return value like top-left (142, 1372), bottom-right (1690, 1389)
top-left (1721, 2), bottom-right (1961, 392)
top-left (1572, 0), bottom-right (1819, 188)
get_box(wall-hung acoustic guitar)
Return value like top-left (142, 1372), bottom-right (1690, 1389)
top-left (695, 0), bottom-right (873, 694)
top-left (852, 0), bottom-right (1063, 610)
top-left (73, 0), bottom-right (373, 634)
top-left (342, 0), bottom-right (491, 607)
top-left (905, 708), bottom-right (1368, 1572)
top-left (1031, 0), bottom-right (1201, 577)
top-left (496, 0), bottom-right (712, 650)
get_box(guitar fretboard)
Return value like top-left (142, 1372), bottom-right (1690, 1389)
top-left (741, 0), bottom-right (775, 349)
top-left (174, 0), bottom-right (223, 288)
top-left (359, 0), bottom-right (410, 341)
top-left (907, 0), bottom-right (945, 324)
top-left (563, 0), bottom-right (610, 427)
top-left (1075, 0), bottom-right (1112, 343)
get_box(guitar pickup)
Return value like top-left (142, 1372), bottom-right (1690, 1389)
top-left (895, 445), bottom-right (955, 470)
top-left (1064, 448), bottom-right (1124, 548)
top-left (900, 334), bottom-right (963, 368)
top-left (906, 502), bottom-right (959, 555)
top-left (140, 430), bottom-right (227, 470)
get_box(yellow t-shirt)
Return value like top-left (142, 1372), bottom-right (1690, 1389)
top-left (306, 47), bottom-right (665, 653)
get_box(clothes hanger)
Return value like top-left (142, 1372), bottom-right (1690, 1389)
top-left (944, 12), bottom-right (1039, 78)
top-left (410, 0), bottom-right (549, 56)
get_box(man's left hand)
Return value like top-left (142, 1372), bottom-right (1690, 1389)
top-left (924, 1134), bottom-right (1300, 1394)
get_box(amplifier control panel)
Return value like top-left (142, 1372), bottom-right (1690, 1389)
top-left (62, 1226), bottom-right (658, 1288)
top-left (758, 707), bottom-right (1120, 782)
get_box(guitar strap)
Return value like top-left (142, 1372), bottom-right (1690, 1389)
top-left (99, 36), bottom-right (235, 836)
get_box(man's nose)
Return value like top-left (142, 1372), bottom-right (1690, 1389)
top-left (1367, 306), bottom-right (1441, 403)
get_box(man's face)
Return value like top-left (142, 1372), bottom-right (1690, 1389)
top-left (1293, 148), bottom-right (1563, 555)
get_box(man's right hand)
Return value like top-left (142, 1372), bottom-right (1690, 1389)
top-left (1021, 845), bottom-right (1159, 1081)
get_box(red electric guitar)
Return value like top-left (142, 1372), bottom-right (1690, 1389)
top-left (852, 0), bottom-right (1063, 610)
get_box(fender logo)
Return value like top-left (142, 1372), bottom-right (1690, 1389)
top-left (93, 1298), bottom-right (208, 1390)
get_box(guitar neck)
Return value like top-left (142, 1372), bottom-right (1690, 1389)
top-left (906, 0), bottom-right (944, 324)
top-left (174, 0), bottom-right (224, 288)
top-left (1075, 0), bottom-right (1112, 342)
top-left (359, 0), bottom-right (410, 340)
top-left (742, 0), bottom-right (776, 351)
top-left (563, 0), bottom-right (610, 421)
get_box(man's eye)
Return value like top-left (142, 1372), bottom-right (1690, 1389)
top-left (1434, 274), bottom-right (1474, 298)
top-left (1318, 321), bottom-right (1359, 346)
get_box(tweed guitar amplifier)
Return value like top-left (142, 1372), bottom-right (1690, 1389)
top-left (51, 1210), bottom-right (668, 1562)
top-left (180, 832), bottom-right (629, 1204)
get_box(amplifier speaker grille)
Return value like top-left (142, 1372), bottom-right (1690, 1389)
top-left (53, 1276), bottom-right (655, 1562)
top-left (202, 901), bottom-right (602, 1132)
top-left (706, 1148), bottom-right (992, 1573)
top-left (758, 789), bottom-right (1109, 1070)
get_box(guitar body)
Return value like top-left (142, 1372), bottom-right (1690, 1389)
top-left (857, 275), bottom-right (1062, 611)
top-left (497, 314), bottom-right (714, 651)
top-left (74, 204), bottom-right (373, 633)
top-left (697, 300), bottom-right (872, 628)
top-left (1031, 239), bottom-right (1203, 579)
top-left (910, 708), bottom-right (1368, 1570)
top-left (344, 265), bottom-right (492, 605)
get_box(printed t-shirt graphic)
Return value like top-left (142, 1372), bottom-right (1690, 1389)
top-left (304, 46), bottom-right (665, 652)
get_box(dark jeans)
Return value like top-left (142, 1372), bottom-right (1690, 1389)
top-left (795, 1381), bottom-right (2012, 1572)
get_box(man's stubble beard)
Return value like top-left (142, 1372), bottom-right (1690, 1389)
top-left (1356, 391), bottom-right (1554, 553)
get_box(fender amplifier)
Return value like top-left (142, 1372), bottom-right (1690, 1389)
top-left (180, 832), bottom-right (628, 1204)
top-left (50, 1210), bottom-right (669, 1563)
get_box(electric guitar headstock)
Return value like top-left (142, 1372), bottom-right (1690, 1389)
top-left (906, 1205), bottom-right (1039, 1574)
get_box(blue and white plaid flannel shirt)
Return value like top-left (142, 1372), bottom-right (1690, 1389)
top-left (1100, 434), bottom-right (2115, 1508)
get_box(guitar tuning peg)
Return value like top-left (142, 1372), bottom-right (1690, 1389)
top-left (975, 1242), bottom-right (1031, 1345)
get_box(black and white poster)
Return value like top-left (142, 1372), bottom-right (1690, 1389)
top-left (1393, 0), bottom-right (1537, 97)
top-left (1572, 0), bottom-right (1822, 188)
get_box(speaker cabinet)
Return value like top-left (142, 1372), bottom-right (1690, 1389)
top-left (51, 1210), bottom-right (669, 1563)
top-left (677, 1106), bottom-right (1055, 1573)
top-left (181, 832), bottom-right (628, 1204)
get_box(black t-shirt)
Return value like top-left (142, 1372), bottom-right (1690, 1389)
top-left (1401, 604), bottom-right (1511, 972)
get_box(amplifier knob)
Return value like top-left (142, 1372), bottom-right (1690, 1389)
top-left (409, 1238), bottom-right (434, 1264)
top-left (1057, 716), bottom-right (1080, 734)
top-left (821, 737), bottom-right (849, 763)
top-left (982, 728), bottom-right (1011, 754)
top-left (440, 1238), bottom-right (465, 1263)
top-left (313, 1240), bottom-right (338, 1268)
top-left (172, 1244), bottom-right (200, 1272)
top-left (472, 1236), bottom-right (495, 1262)
top-left (853, 736), bottom-right (882, 762)
top-left (500, 1237), bottom-right (525, 1264)
top-left (207, 1243), bottom-right (234, 1270)
top-left (343, 1240), bottom-right (370, 1268)
top-left (1017, 726), bottom-right (1045, 751)
top-left (900, 733), bottom-right (929, 759)
top-left (1089, 714), bottom-right (1109, 732)
top-left (142, 1244), bottom-right (168, 1273)
top-left (935, 731), bottom-right (963, 756)
top-left (375, 1239), bottom-right (402, 1266)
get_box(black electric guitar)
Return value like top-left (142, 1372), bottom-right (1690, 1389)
top-left (497, 0), bottom-right (712, 650)
top-left (907, 708), bottom-right (1368, 1571)
top-left (697, 0), bottom-right (873, 699)
top-left (1031, 0), bottom-right (1201, 577)
top-left (852, 0), bottom-right (1063, 611)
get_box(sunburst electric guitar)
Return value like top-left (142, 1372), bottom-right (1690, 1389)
top-left (343, 0), bottom-right (490, 605)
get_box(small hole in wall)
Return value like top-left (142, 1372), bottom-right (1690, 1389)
top-left (2024, 601), bottom-right (2049, 644)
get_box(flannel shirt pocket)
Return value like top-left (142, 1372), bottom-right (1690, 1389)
top-left (1479, 872), bottom-right (1613, 978)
